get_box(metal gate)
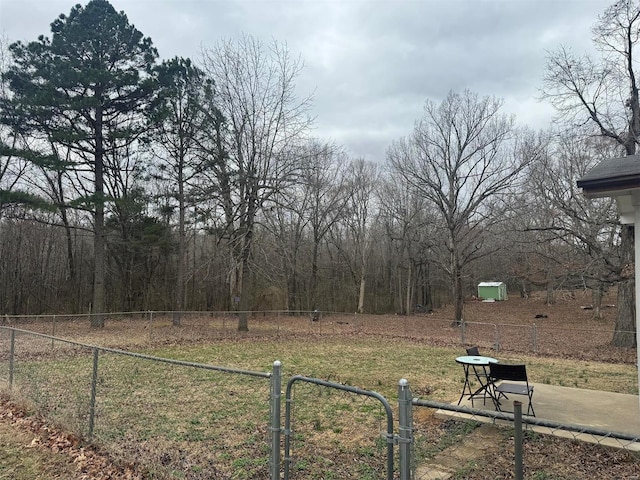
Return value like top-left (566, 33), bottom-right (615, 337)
top-left (283, 375), bottom-right (398, 480)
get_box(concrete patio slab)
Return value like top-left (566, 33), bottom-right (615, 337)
top-left (437, 383), bottom-right (640, 450)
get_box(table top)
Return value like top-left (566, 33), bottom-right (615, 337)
top-left (455, 355), bottom-right (498, 365)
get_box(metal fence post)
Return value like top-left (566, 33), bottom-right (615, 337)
top-left (532, 324), bottom-right (538, 353)
top-left (88, 347), bottom-right (99, 439)
top-left (9, 329), bottom-right (15, 390)
top-left (398, 379), bottom-right (413, 480)
top-left (270, 360), bottom-right (282, 480)
top-left (514, 401), bottom-right (523, 480)
top-left (461, 321), bottom-right (466, 345)
top-left (283, 384), bottom-right (292, 480)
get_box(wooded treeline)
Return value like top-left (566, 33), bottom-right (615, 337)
top-left (0, 0), bottom-right (638, 345)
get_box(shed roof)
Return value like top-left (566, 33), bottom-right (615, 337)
top-left (477, 282), bottom-right (504, 287)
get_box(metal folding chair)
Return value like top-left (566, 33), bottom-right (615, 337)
top-left (489, 363), bottom-right (535, 416)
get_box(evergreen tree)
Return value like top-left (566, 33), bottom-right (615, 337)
top-left (148, 57), bottom-right (217, 325)
top-left (2, 0), bottom-right (158, 326)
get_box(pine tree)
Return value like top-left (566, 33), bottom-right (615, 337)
top-left (2, 0), bottom-right (158, 326)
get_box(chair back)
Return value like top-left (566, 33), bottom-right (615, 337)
top-left (466, 346), bottom-right (480, 356)
top-left (489, 363), bottom-right (528, 382)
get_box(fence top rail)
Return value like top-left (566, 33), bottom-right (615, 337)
top-left (0, 326), bottom-right (271, 379)
top-left (463, 321), bottom-right (627, 335)
top-left (2, 311), bottom-right (152, 319)
top-left (98, 347), bottom-right (272, 379)
top-left (412, 398), bottom-right (640, 444)
top-left (285, 375), bottom-right (394, 431)
top-left (1, 309), bottom-right (344, 319)
top-left (1, 325), bottom-right (93, 348)
top-left (459, 321), bottom-right (497, 327)
top-left (1, 312), bottom-right (632, 335)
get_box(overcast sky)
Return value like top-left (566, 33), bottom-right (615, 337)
top-left (1, 0), bottom-right (613, 163)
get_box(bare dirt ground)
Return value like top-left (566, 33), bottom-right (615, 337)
top-left (0, 289), bottom-right (638, 479)
top-left (9, 288), bottom-right (634, 364)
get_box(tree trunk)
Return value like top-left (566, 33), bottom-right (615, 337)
top-left (450, 242), bottom-right (464, 326)
top-left (357, 272), bottom-right (366, 314)
top-left (237, 256), bottom-right (251, 332)
top-left (91, 104), bottom-right (105, 328)
top-left (545, 272), bottom-right (555, 305)
top-left (284, 257), bottom-right (292, 312)
top-left (613, 278), bottom-right (636, 346)
top-left (311, 240), bottom-right (319, 310)
top-left (286, 268), bottom-right (295, 312)
top-left (612, 225), bottom-right (636, 347)
top-left (92, 208), bottom-right (105, 327)
top-left (229, 251), bottom-right (242, 313)
top-left (397, 268), bottom-right (404, 314)
top-left (591, 283), bottom-right (604, 320)
top-left (236, 220), bottom-right (253, 332)
top-left (173, 175), bottom-right (186, 326)
top-left (405, 263), bottom-right (412, 315)
top-left (452, 268), bottom-right (464, 326)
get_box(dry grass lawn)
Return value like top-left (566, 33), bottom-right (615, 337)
top-left (0, 290), bottom-right (638, 479)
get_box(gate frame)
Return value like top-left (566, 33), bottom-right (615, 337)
top-left (283, 375), bottom-right (395, 480)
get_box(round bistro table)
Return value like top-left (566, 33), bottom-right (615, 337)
top-left (455, 355), bottom-right (498, 406)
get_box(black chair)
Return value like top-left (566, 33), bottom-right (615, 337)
top-left (466, 346), bottom-right (480, 356)
top-left (462, 346), bottom-right (489, 404)
top-left (488, 363), bottom-right (535, 416)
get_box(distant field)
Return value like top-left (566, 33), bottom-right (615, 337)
top-left (4, 289), bottom-right (635, 366)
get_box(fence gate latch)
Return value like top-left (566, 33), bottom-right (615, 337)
top-left (384, 433), bottom-right (412, 445)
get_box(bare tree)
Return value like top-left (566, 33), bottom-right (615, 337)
top-left (300, 141), bottom-right (351, 310)
top-left (344, 158), bottom-right (379, 314)
top-left (200, 35), bottom-right (312, 330)
top-left (378, 172), bottom-right (435, 314)
top-left (148, 57), bottom-right (212, 325)
top-left (22, 141), bottom-right (85, 301)
top-left (262, 140), bottom-right (350, 311)
top-left (543, 0), bottom-right (640, 346)
top-left (388, 90), bottom-right (534, 325)
top-left (529, 135), bottom-right (619, 307)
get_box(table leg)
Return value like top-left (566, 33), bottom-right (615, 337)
top-left (457, 364), bottom-right (472, 405)
top-left (468, 365), bottom-right (497, 407)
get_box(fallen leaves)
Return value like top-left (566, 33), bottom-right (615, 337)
top-left (0, 394), bottom-right (144, 480)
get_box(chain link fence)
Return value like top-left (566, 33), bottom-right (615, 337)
top-left (0, 326), bottom-right (279, 479)
top-left (0, 325), bottom-right (407, 479)
top-left (0, 321), bottom-right (638, 479)
top-left (0, 311), bottom-right (634, 363)
top-left (411, 396), bottom-right (640, 480)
